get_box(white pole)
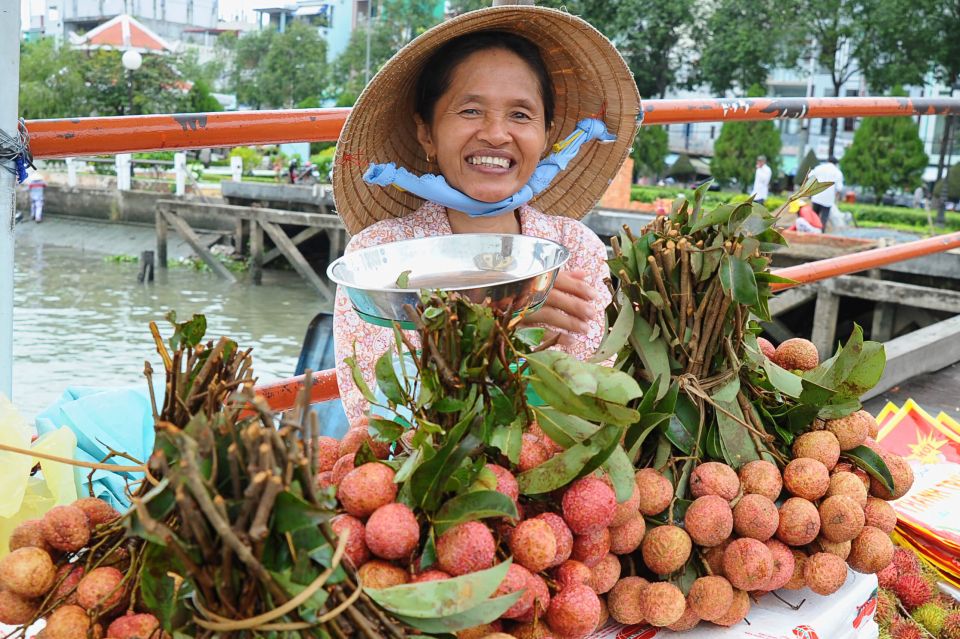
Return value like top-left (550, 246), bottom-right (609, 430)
top-left (116, 154), bottom-right (131, 191)
top-left (174, 152), bottom-right (186, 196)
top-left (230, 155), bottom-right (243, 182)
top-left (0, 1), bottom-right (21, 399)
top-left (66, 157), bottom-right (77, 187)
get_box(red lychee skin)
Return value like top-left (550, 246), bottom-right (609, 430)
top-left (458, 622), bottom-right (503, 639)
top-left (783, 458), bottom-right (830, 500)
top-left (848, 525), bottom-right (894, 574)
top-left (818, 494), bottom-right (865, 543)
top-left (772, 338), bottom-right (819, 371)
top-left (827, 472), bottom-right (869, 508)
top-left (570, 527), bottom-right (611, 568)
top-left (690, 462), bottom-right (740, 501)
top-left (607, 576), bottom-right (649, 625)
top-left (859, 410), bottom-right (881, 439)
top-left (776, 497), bottom-right (821, 546)
top-left (610, 481), bottom-right (641, 527)
top-left (411, 569), bottom-right (450, 583)
top-left (804, 552), bottom-right (848, 595)
top-left (825, 412), bottom-right (870, 451)
top-left (688, 576), bottom-right (734, 622)
top-left (73, 497), bottom-right (120, 531)
top-left (316, 436), bottom-right (340, 472)
top-left (732, 493), bottom-right (779, 541)
top-left (684, 495), bottom-right (734, 546)
top-left (436, 521), bottom-right (496, 576)
top-left (893, 573), bottom-right (935, 609)
top-left (758, 337), bottom-right (776, 359)
top-left (641, 525), bottom-right (692, 575)
top-left (8, 519), bottom-right (57, 555)
top-left (510, 519), bottom-right (557, 573)
top-left (589, 553), bottom-right (621, 594)
top-left (722, 538), bottom-right (774, 591)
top-left (40, 604), bottom-right (96, 639)
top-left (703, 540), bottom-right (731, 576)
top-left (553, 560), bottom-right (593, 590)
top-left (533, 512), bottom-right (572, 568)
top-left (870, 452), bottom-right (914, 500)
top-left (712, 589), bottom-right (750, 627)
top-left (0, 547), bottom-right (56, 598)
top-left (77, 566), bottom-right (126, 612)
top-left (315, 471), bottom-right (335, 491)
top-left (365, 503), bottom-right (419, 561)
top-left (635, 469), bottom-right (673, 515)
top-left (738, 460), bottom-right (783, 501)
top-left (783, 550), bottom-right (808, 590)
top-left (792, 431), bottom-right (841, 471)
top-left (486, 464), bottom-right (519, 503)
top-left (545, 583), bottom-right (601, 638)
top-left (561, 476), bottom-right (616, 535)
top-left (0, 588), bottom-right (38, 625)
top-left (833, 462), bottom-right (872, 490)
top-left (815, 537), bottom-right (851, 560)
top-left (338, 425), bottom-right (389, 460)
top-left (639, 581), bottom-right (687, 627)
top-left (107, 612), bottom-right (167, 639)
top-left (667, 604), bottom-right (701, 632)
top-left (52, 563), bottom-right (85, 605)
top-left (609, 512), bottom-right (645, 555)
top-left (763, 539), bottom-right (796, 591)
top-left (358, 560), bottom-right (409, 589)
top-left (864, 496), bottom-right (898, 533)
top-left (337, 462), bottom-right (398, 518)
top-left (494, 563), bottom-right (535, 620)
top-left (330, 453), bottom-right (356, 486)
top-left (41, 505), bottom-right (91, 553)
top-left (519, 434), bottom-right (550, 472)
top-left (515, 573), bottom-right (551, 623)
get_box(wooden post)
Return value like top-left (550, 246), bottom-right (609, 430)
top-left (162, 210), bottom-right (238, 283)
top-left (327, 228), bottom-right (343, 268)
top-left (235, 218), bottom-right (245, 257)
top-left (259, 219), bottom-right (333, 301)
top-left (811, 282), bottom-right (840, 359)
top-left (156, 207), bottom-right (168, 269)
top-left (251, 218), bottom-right (263, 285)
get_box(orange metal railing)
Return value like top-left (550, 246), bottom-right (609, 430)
top-left (25, 97), bottom-right (960, 159)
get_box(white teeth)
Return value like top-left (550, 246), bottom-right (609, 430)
top-left (468, 156), bottom-right (510, 169)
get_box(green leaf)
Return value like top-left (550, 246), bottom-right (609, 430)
top-left (375, 351), bottom-right (406, 404)
top-left (664, 415), bottom-right (696, 455)
top-left (272, 566), bottom-right (329, 614)
top-left (392, 593), bottom-right (523, 633)
top-left (396, 269), bottom-right (412, 288)
top-left (628, 315), bottom-right (671, 400)
top-left (433, 491), bottom-right (518, 535)
top-left (842, 445), bottom-right (894, 493)
top-left (719, 254), bottom-right (759, 308)
top-left (689, 203), bottom-right (736, 234)
top-left (165, 311), bottom-right (207, 350)
top-left (140, 541), bottom-right (191, 631)
top-left (762, 359), bottom-right (803, 398)
top-left (490, 419), bottom-right (524, 466)
top-left (515, 327), bottom-right (545, 349)
top-left (366, 559), bottom-right (512, 619)
top-left (345, 353), bottom-right (377, 404)
top-left (589, 297), bottom-right (634, 363)
top-left (754, 272), bottom-right (800, 285)
top-left (433, 397), bottom-right (466, 413)
top-left (488, 386), bottom-right (516, 427)
top-left (518, 424), bottom-right (621, 495)
top-left (602, 446), bottom-right (636, 503)
top-left (712, 379), bottom-right (759, 468)
top-left (274, 491), bottom-right (331, 533)
top-left (532, 406), bottom-right (597, 449)
top-left (369, 417), bottom-right (405, 443)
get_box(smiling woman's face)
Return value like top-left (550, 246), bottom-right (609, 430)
top-left (415, 48), bottom-right (549, 204)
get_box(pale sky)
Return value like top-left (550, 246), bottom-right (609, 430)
top-left (20, 0), bottom-right (263, 29)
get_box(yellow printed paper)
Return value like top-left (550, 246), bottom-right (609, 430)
top-left (0, 394), bottom-right (35, 519)
top-left (32, 427), bottom-right (79, 507)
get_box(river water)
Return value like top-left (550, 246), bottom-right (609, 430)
top-left (11, 219), bottom-right (327, 420)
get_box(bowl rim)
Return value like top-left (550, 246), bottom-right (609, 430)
top-left (326, 233), bottom-right (571, 294)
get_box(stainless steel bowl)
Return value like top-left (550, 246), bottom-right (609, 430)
top-left (327, 234), bottom-right (570, 327)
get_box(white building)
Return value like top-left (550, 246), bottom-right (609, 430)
top-left (251, 0), bottom-right (376, 64)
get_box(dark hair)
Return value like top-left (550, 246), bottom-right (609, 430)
top-left (828, 156), bottom-right (839, 164)
top-left (414, 30), bottom-right (555, 128)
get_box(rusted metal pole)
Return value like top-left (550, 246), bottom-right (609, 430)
top-left (25, 98), bottom-right (960, 159)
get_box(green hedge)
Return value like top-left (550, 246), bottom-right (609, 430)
top-left (838, 202), bottom-right (960, 232)
top-left (629, 185), bottom-right (786, 211)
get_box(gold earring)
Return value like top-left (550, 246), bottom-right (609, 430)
top-left (426, 154), bottom-right (432, 163)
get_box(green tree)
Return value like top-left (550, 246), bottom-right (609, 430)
top-left (796, 149), bottom-right (818, 184)
top-left (667, 154), bottom-right (697, 181)
top-left (260, 21), bottom-right (328, 108)
top-left (185, 79), bottom-right (223, 113)
top-left (934, 163), bottom-right (960, 201)
top-left (711, 120), bottom-right (782, 192)
top-left (18, 39), bottom-right (86, 119)
top-left (77, 49), bottom-right (184, 116)
top-left (840, 114), bottom-right (928, 197)
top-left (632, 126), bottom-right (668, 178)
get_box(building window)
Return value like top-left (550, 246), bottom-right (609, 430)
top-left (710, 126), bottom-right (715, 139)
top-left (843, 88), bottom-right (858, 131)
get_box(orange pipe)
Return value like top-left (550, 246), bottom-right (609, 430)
top-left (254, 368), bottom-right (340, 413)
top-left (26, 97), bottom-right (960, 159)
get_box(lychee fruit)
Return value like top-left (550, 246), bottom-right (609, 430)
top-left (688, 576), bottom-right (734, 622)
top-left (825, 412), bottom-right (870, 451)
top-left (562, 476), bottom-right (616, 535)
top-left (783, 549), bottom-right (808, 590)
top-left (519, 434), bottom-right (550, 472)
top-left (684, 495), bottom-right (734, 546)
top-left (732, 493), bottom-right (779, 541)
top-left (533, 512), bottom-right (572, 568)
top-left (891, 619), bottom-right (924, 639)
top-left (870, 453), bottom-right (914, 500)
top-left (857, 410), bottom-right (881, 439)
top-left (357, 560), bottom-right (409, 588)
top-left (818, 494), bottom-right (865, 543)
top-left (609, 512), bottom-right (645, 555)
top-left (510, 519), bottom-right (557, 573)
top-left (764, 539), bottom-right (796, 591)
top-left (571, 527), bottom-right (611, 568)
top-left (635, 468), bottom-right (673, 515)
top-left (76, 566), bottom-right (126, 612)
top-left (792, 431), bottom-right (841, 470)
top-left (864, 496), bottom-right (898, 533)
top-left (331, 514), bottom-right (370, 568)
top-left (107, 612), bottom-right (166, 639)
top-left (337, 462), bottom-right (398, 518)
top-left (848, 525), bottom-right (894, 574)
top-left (737, 460), bottom-right (783, 501)
top-left (493, 563), bottom-right (535, 620)
top-left (668, 604), bottom-right (701, 631)
top-left (804, 552), bottom-right (848, 595)
top-left (486, 464), bottom-right (519, 503)
top-left (639, 581), bottom-right (687, 627)
top-left (365, 502), bottom-right (419, 561)
top-left (338, 426), bottom-right (389, 459)
top-left (783, 458), bottom-right (830, 500)
top-left (610, 480), bottom-right (641, 527)
top-left (758, 337), bottom-right (776, 359)
top-left (827, 471), bottom-right (869, 508)
top-left (515, 573), bottom-right (550, 623)
top-left (8, 519), bottom-right (56, 555)
top-left (41, 505), bottom-right (91, 553)
top-left (772, 338), bottom-right (819, 371)
top-left (459, 623), bottom-right (503, 639)
top-left (39, 604), bottom-right (96, 639)
top-left (0, 588), bottom-right (38, 625)
top-left (411, 569), bottom-right (450, 583)
top-left (776, 497), bottom-right (821, 546)
top-left (315, 435), bottom-right (340, 473)
top-left (893, 546), bottom-right (921, 575)
top-left (52, 563), bottom-right (85, 604)
top-left (711, 589), bottom-right (750, 627)
top-left (315, 471), bottom-right (335, 491)
top-left (511, 622), bottom-right (552, 639)
top-left (690, 462), bottom-right (740, 500)
top-left (436, 521), bottom-right (496, 576)
top-left (641, 525), bottom-right (692, 575)
top-left (331, 453), bottom-right (356, 486)
top-left (597, 596), bottom-right (609, 630)
top-left (73, 497), bottom-right (120, 531)
top-left (607, 576), bottom-right (649, 625)
top-left (894, 573), bottom-right (935, 609)
top-left (815, 538), bottom-right (851, 560)
top-left (722, 538), bottom-right (774, 591)
top-left (553, 560), bottom-right (592, 590)
top-left (0, 547), bottom-right (56, 598)
top-left (545, 583), bottom-right (601, 638)
top-left (589, 553), bottom-right (621, 594)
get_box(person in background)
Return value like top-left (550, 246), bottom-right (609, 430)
top-left (808, 156), bottom-right (844, 230)
top-left (787, 199), bottom-right (822, 234)
top-left (913, 184), bottom-right (926, 209)
top-left (752, 155), bottom-right (772, 205)
top-left (27, 172), bottom-right (47, 223)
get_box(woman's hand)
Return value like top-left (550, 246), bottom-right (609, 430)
top-left (520, 270), bottom-right (598, 346)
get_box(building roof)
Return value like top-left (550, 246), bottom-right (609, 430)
top-left (73, 14), bottom-right (174, 53)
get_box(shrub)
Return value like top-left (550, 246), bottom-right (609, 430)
top-left (229, 146), bottom-right (264, 175)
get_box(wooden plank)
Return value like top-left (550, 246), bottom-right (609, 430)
top-left (258, 218), bottom-right (333, 301)
top-left (830, 275), bottom-right (960, 314)
top-left (256, 209), bottom-right (343, 228)
top-left (327, 228), bottom-right (343, 266)
top-left (155, 199), bottom-right (345, 229)
top-left (234, 218), bottom-right (245, 257)
top-left (811, 284), bottom-right (840, 359)
top-left (162, 210), bottom-right (238, 283)
top-left (251, 220), bottom-right (263, 286)
top-left (770, 287), bottom-right (817, 316)
top-left (262, 226), bottom-right (323, 265)
top-left (156, 207), bottom-right (168, 269)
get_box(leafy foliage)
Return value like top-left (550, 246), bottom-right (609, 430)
top-left (797, 149), bottom-right (819, 184)
top-left (711, 120), bottom-right (782, 192)
top-left (934, 163), bottom-right (960, 201)
top-left (841, 114), bottom-right (929, 197)
top-left (632, 126), bottom-right (669, 178)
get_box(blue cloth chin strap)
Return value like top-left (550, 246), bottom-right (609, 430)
top-left (363, 118), bottom-right (615, 218)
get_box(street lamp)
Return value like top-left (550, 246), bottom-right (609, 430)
top-left (121, 49), bottom-right (141, 116)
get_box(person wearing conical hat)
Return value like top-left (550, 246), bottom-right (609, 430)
top-left (332, 6), bottom-right (641, 425)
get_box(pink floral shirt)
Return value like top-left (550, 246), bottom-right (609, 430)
top-left (333, 202), bottom-right (612, 424)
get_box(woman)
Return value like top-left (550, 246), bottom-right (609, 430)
top-left (332, 6), bottom-right (640, 426)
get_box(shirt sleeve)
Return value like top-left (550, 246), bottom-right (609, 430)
top-left (556, 220), bottom-right (613, 361)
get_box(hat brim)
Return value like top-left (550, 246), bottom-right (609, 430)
top-left (333, 5), bottom-right (641, 236)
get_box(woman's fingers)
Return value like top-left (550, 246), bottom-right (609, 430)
top-left (552, 270), bottom-right (597, 301)
top-left (544, 287), bottom-right (594, 324)
top-left (523, 304), bottom-right (589, 334)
